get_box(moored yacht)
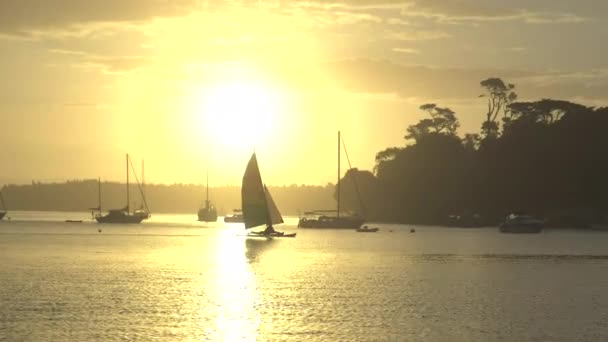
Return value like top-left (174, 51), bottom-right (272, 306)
top-left (298, 131), bottom-right (365, 229)
top-left (197, 171), bottom-right (217, 222)
top-left (94, 154), bottom-right (150, 224)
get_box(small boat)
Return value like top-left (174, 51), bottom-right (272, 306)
top-left (94, 154), bottom-right (150, 224)
top-left (224, 209), bottom-right (244, 223)
top-left (65, 220), bottom-right (83, 223)
top-left (356, 225), bottom-right (379, 233)
top-left (0, 190), bottom-right (7, 220)
top-left (499, 214), bottom-right (543, 233)
top-left (242, 153), bottom-right (295, 238)
top-left (198, 171), bottom-right (217, 222)
top-left (298, 131), bottom-right (365, 229)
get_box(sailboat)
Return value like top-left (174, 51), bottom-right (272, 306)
top-left (133, 159), bottom-right (150, 219)
top-left (242, 153), bottom-right (295, 238)
top-left (198, 171), bottom-right (218, 222)
top-left (298, 131), bottom-right (365, 229)
top-left (0, 191), bottom-right (7, 220)
top-left (95, 154), bottom-right (150, 224)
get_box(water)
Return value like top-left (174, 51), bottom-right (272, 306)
top-left (2, 212), bottom-right (608, 341)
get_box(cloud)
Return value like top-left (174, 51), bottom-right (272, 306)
top-left (386, 30), bottom-right (450, 41)
top-left (392, 47), bottom-right (420, 54)
top-left (324, 59), bottom-right (608, 103)
top-left (49, 48), bottom-right (148, 73)
top-left (0, 0), bottom-right (198, 35)
top-left (398, 0), bottom-right (591, 24)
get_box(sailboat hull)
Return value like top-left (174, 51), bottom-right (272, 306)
top-left (95, 212), bottom-right (146, 224)
top-left (94, 154), bottom-right (149, 225)
top-left (248, 231), bottom-right (297, 238)
top-left (298, 216), bottom-right (364, 229)
top-left (197, 208), bottom-right (218, 222)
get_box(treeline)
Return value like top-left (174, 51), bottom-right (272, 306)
top-left (0, 180), bottom-right (335, 215)
top-left (338, 78), bottom-right (608, 227)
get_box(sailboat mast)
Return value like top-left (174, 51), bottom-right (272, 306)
top-left (126, 153), bottom-right (130, 213)
top-left (206, 170), bottom-right (209, 203)
top-left (337, 131), bottom-right (341, 219)
top-left (142, 159), bottom-right (145, 206)
top-left (98, 177), bottom-right (102, 212)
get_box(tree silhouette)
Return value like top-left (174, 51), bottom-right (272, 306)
top-left (479, 78), bottom-right (517, 138)
top-left (406, 103), bottom-right (459, 142)
top-left (373, 79), bottom-right (608, 227)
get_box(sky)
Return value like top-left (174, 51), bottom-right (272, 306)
top-left (0, 0), bottom-right (607, 186)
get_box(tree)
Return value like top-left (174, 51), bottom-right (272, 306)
top-left (479, 78), bottom-right (517, 138)
top-left (405, 103), bottom-right (459, 142)
top-left (507, 99), bottom-right (589, 125)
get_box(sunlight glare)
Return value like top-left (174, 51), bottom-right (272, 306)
top-left (199, 80), bottom-right (283, 152)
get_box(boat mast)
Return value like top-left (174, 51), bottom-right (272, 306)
top-left (126, 153), bottom-right (130, 213)
top-left (206, 169), bottom-right (209, 206)
top-left (337, 131), bottom-right (341, 219)
top-left (98, 177), bottom-right (102, 212)
top-left (142, 159), bottom-right (145, 209)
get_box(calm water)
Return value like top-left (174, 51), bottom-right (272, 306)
top-left (2, 212), bottom-right (608, 341)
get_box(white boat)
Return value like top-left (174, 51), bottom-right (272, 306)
top-left (356, 225), bottom-right (379, 233)
top-left (242, 153), bottom-right (295, 238)
top-left (499, 214), bottom-right (543, 233)
top-left (223, 209), bottom-right (244, 223)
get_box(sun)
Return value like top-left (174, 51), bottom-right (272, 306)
top-left (198, 80), bottom-right (283, 151)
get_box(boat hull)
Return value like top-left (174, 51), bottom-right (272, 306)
top-left (95, 214), bottom-right (146, 224)
top-left (356, 227), bottom-right (379, 233)
top-left (224, 216), bottom-right (244, 223)
top-left (0, 211), bottom-right (5, 220)
top-left (248, 231), bottom-right (296, 238)
top-left (499, 223), bottom-right (543, 233)
top-left (298, 217), bottom-right (364, 229)
top-left (198, 208), bottom-right (218, 222)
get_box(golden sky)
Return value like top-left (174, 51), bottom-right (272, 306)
top-left (1, 1), bottom-right (607, 185)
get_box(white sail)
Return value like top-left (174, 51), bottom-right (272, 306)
top-left (264, 185), bottom-right (284, 225)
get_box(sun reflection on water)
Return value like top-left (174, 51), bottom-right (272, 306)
top-left (208, 230), bottom-right (260, 341)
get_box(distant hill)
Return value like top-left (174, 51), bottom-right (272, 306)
top-left (0, 180), bottom-right (336, 215)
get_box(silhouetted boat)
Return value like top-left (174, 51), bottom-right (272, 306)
top-left (299, 210), bottom-right (364, 228)
top-left (133, 158), bottom-right (150, 220)
top-left (499, 214), bottom-right (543, 233)
top-left (224, 209), bottom-right (244, 223)
top-left (242, 153), bottom-right (295, 238)
top-left (95, 154), bottom-right (150, 224)
top-left (356, 225), bottom-right (379, 233)
top-left (198, 171), bottom-right (217, 222)
top-left (298, 131), bottom-right (365, 229)
top-left (0, 191), bottom-right (6, 220)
